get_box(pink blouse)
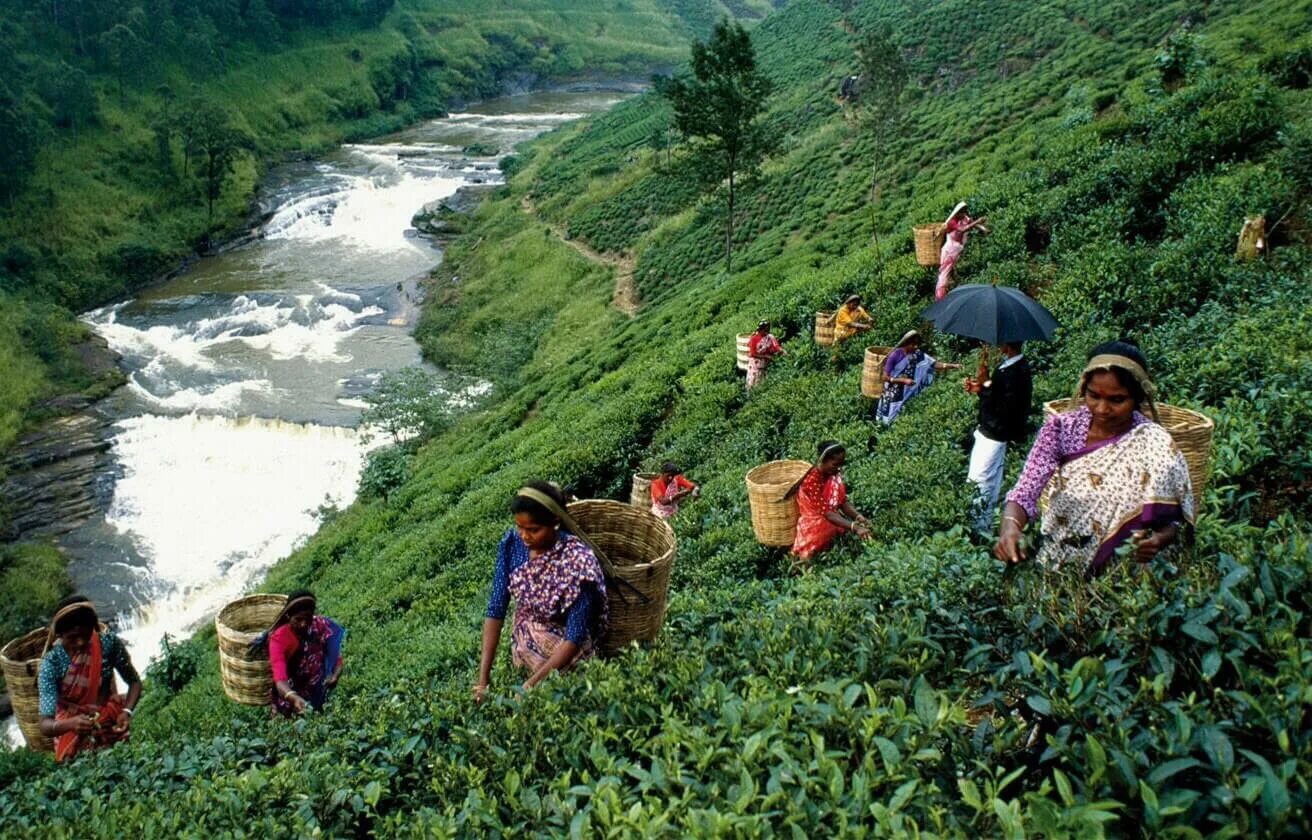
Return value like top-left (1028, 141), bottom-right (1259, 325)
top-left (268, 624), bottom-right (298, 683)
top-left (1005, 405), bottom-right (1149, 518)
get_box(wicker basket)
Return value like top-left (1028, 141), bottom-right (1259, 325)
top-left (861, 345), bottom-right (894, 398)
top-left (745, 459), bottom-right (812, 547)
top-left (914, 224), bottom-right (946, 266)
top-left (567, 500), bottom-right (676, 656)
top-left (1, 628), bottom-right (53, 752)
top-left (215, 594), bottom-right (288, 705)
top-left (629, 472), bottom-right (657, 508)
top-left (814, 311), bottom-right (836, 347)
top-left (1043, 399), bottom-right (1214, 509)
top-left (736, 333), bottom-right (752, 371)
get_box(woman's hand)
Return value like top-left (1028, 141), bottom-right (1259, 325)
top-left (67, 714), bottom-right (96, 735)
top-left (995, 511), bottom-right (1028, 564)
top-left (852, 520), bottom-right (872, 540)
top-left (472, 683), bottom-right (489, 704)
top-left (286, 692), bottom-right (308, 714)
top-left (112, 709), bottom-right (132, 735)
top-left (1132, 526), bottom-right (1177, 562)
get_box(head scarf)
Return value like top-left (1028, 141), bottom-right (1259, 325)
top-left (515, 487), bottom-right (616, 576)
top-left (845, 294), bottom-right (861, 306)
top-left (270, 594), bottom-right (317, 633)
top-left (44, 600), bottom-right (103, 653)
top-left (897, 329), bottom-right (921, 348)
top-left (1078, 354), bottom-right (1159, 420)
top-left (945, 201), bottom-right (968, 225)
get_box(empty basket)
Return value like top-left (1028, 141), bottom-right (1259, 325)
top-left (745, 459), bottom-right (812, 546)
top-left (736, 334), bottom-right (752, 371)
top-left (814, 312), bottom-right (836, 347)
top-left (629, 472), bottom-right (657, 508)
top-left (1, 629), bottom-right (54, 752)
top-left (215, 594), bottom-right (288, 705)
top-left (861, 345), bottom-right (894, 398)
top-left (913, 224), bottom-right (946, 267)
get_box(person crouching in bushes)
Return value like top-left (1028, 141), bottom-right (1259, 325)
top-left (651, 461), bottom-right (699, 519)
top-left (268, 590), bottom-right (344, 716)
top-left (995, 340), bottom-right (1194, 575)
top-left (875, 330), bottom-right (963, 424)
top-left (833, 294), bottom-right (874, 343)
top-left (38, 595), bottom-right (142, 762)
top-left (746, 320), bottom-right (785, 390)
top-left (786, 440), bottom-right (873, 572)
top-left (475, 481), bottom-right (608, 702)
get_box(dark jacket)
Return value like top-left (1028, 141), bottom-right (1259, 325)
top-left (977, 356), bottom-right (1033, 443)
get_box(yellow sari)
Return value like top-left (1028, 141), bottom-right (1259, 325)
top-left (834, 306), bottom-right (871, 342)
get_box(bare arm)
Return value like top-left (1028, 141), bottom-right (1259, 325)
top-left (994, 502), bottom-right (1029, 564)
top-left (474, 617), bottom-right (503, 702)
top-left (523, 640), bottom-right (579, 690)
top-left (274, 678), bottom-right (307, 713)
top-left (40, 713), bottom-right (94, 737)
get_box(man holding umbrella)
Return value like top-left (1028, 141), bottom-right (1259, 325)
top-left (920, 283), bottom-right (1055, 534)
top-left (964, 342), bottom-right (1033, 533)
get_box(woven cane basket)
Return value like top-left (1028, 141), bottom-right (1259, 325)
top-left (629, 472), bottom-right (657, 508)
top-left (914, 224), bottom-right (946, 266)
top-left (1, 629), bottom-right (54, 751)
top-left (861, 346), bottom-right (895, 398)
top-left (814, 311), bottom-right (836, 347)
top-left (736, 334), bottom-right (752, 371)
top-left (745, 459), bottom-right (812, 547)
top-left (1043, 399), bottom-right (1214, 510)
top-left (216, 594), bottom-right (288, 705)
top-left (567, 500), bottom-right (676, 656)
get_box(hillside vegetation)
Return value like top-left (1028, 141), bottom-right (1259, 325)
top-left (3, 0), bottom-right (1312, 835)
top-left (0, 0), bottom-right (769, 457)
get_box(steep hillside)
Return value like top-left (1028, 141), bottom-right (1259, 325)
top-left (2, 0), bottom-right (1311, 835)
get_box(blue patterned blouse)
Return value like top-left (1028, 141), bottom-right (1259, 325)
top-left (38, 631), bottom-right (140, 717)
top-left (485, 530), bottom-right (599, 645)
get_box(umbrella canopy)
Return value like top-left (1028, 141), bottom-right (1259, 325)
top-left (918, 284), bottom-right (1058, 345)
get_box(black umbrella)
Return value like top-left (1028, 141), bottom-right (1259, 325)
top-left (918, 283), bottom-right (1059, 345)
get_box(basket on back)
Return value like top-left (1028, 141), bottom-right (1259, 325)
top-left (1, 629), bottom-right (54, 751)
top-left (814, 312), bottom-right (836, 347)
top-left (735, 334), bottom-right (752, 371)
top-left (568, 500), bottom-right (676, 656)
top-left (861, 346), bottom-right (894, 398)
top-left (745, 459), bottom-right (811, 546)
top-left (629, 472), bottom-right (657, 508)
top-left (215, 593), bottom-right (288, 705)
top-left (1043, 399), bottom-right (1214, 509)
top-left (913, 224), bottom-right (946, 266)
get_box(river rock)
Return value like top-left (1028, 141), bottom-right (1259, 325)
top-left (1, 410), bottom-right (115, 541)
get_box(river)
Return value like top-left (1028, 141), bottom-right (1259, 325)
top-left (5, 89), bottom-right (627, 745)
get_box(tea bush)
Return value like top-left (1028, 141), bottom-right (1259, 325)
top-left (2, 0), bottom-right (1310, 835)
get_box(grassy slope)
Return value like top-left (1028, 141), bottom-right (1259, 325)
top-left (2, 0), bottom-right (1312, 835)
top-left (0, 0), bottom-right (769, 456)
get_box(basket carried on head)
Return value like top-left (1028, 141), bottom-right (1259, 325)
top-left (216, 594), bottom-right (288, 705)
top-left (567, 500), bottom-right (676, 656)
top-left (861, 346), bottom-right (894, 398)
top-left (1043, 399), bottom-right (1214, 510)
top-left (1, 629), bottom-right (54, 752)
top-left (736, 334), bottom-right (752, 372)
top-left (913, 224), bottom-right (946, 267)
top-left (629, 472), bottom-right (657, 508)
top-left (745, 459), bottom-right (812, 546)
top-left (814, 311), bottom-right (836, 347)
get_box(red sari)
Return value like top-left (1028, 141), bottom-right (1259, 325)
top-left (54, 632), bottom-right (128, 763)
top-left (790, 469), bottom-right (847, 559)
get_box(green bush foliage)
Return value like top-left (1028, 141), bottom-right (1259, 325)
top-left (2, 0), bottom-right (1311, 836)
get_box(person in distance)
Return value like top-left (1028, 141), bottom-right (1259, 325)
top-left (995, 340), bottom-right (1194, 574)
top-left (650, 461), bottom-right (700, 519)
top-left (475, 481), bottom-right (607, 702)
top-left (37, 595), bottom-right (142, 762)
top-left (267, 590), bottom-right (344, 716)
top-left (875, 330), bottom-right (962, 424)
top-left (786, 440), bottom-right (873, 572)
top-left (833, 294), bottom-right (874, 343)
top-left (936, 201), bottom-right (990, 301)
top-left (745, 320), bottom-right (785, 390)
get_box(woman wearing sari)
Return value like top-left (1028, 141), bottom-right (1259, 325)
top-left (746, 320), bottom-right (784, 389)
top-left (937, 202), bottom-right (990, 301)
top-left (476, 481), bottom-right (608, 702)
top-left (833, 295), bottom-right (874, 343)
top-left (268, 590), bottom-right (345, 716)
top-left (875, 330), bottom-right (962, 424)
top-left (788, 441), bottom-right (873, 570)
top-left (995, 341), bottom-right (1194, 575)
top-left (37, 596), bottom-right (142, 763)
top-left (650, 462), bottom-right (699, 519)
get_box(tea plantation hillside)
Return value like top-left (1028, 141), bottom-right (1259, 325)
top-left (3, 0), bottom-right (1312, 835)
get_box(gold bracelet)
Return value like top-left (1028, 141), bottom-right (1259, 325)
top-left (1002, 514), bottom-right (1025, 529)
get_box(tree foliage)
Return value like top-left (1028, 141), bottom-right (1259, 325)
top-left (662, 18), bottom-right (772, 272)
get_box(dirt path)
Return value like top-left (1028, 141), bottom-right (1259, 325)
top-left (521, 196), bottom-right (640, 317)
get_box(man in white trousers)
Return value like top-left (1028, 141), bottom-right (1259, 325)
top-left (964, 342), bottom-right (1033, 535)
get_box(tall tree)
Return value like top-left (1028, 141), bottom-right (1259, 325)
top-left (662, 19), bottom-right (772, 273)
top-left (182, 100), bottom-right (253, 230)
top-left (853, 24), bottom-right (909, 256)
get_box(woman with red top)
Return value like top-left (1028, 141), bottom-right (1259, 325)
top-left (787, 441), bottom-right (872, 571)
top-left (937, 202), bottom-right (990, 300)
top-left (746, 320), bottom-right (785, 389)
top-left (267, 590), bottom-right (344, 716)
top-left (650, 462), bottom-right (699, 519)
